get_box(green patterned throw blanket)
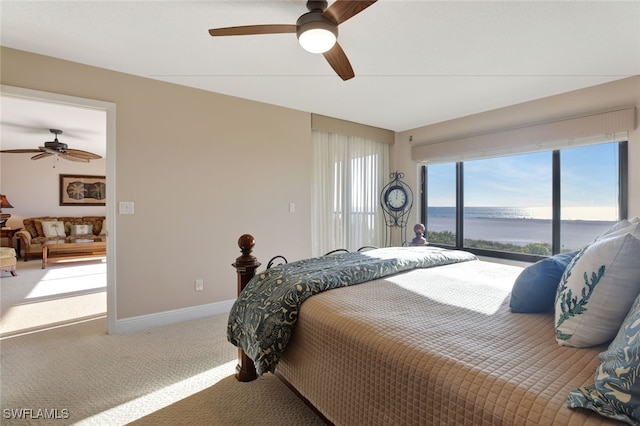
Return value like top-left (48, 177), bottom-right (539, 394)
top-left (227, 246), bottom-right (477, 374)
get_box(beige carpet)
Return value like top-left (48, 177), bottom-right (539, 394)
top-left (130, 374), bottom-right (325, 426)
top-left (0, 258), bottom-right (106, 337)
top-left (1, 300), bottom-right (324, 425)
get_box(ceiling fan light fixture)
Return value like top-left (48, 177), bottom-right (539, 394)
top-left (207, 0), bottom-right (378, 79)
top-left (298, 27), bottom-right (336, 53)
top-left (296, 13), bottom-right (337, 54)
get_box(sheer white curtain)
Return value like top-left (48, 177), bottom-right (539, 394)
top-left (311, 130), bottom-right (389, 256)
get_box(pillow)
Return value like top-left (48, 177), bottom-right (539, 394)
top-left (71, 224), bottom-right (93, 236)
top-left (555, 223), bottom-right (640, 347)
top-left (41, 221), bottom-right (66, 238)
top-left (594, 219), bottom-right (631, 240)
top-left (567, 292), bottom-right (640, 424)
top-left (23, 219), bottom-right (39, 238)
top-left (510, 251), bottom-right (579, 313)
top-left (593, 217), bottom-right (640, 243)
top-left (34, 218), bottom-right (56, 237)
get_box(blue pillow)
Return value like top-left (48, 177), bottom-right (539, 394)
top-left (567, 292), bottom-right (640, 424)
top-left (509, 251), bottom-right (579, 313)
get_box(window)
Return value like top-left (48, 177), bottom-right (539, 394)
top-left (421, 141), bottom-right (627, 261)
top-left (463, 152), bottom-right (553, 256)
top-left (425, 163), bottom-right (456, 246)
top-left (312, 131), bottom-right (389, 256)
top-left (560, 143), bottom-right (620, 252)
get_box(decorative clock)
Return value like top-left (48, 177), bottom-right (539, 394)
top-left (384, 185), bottom-right (409, 211)
top-left (380, 171), bottom-right (413, 246)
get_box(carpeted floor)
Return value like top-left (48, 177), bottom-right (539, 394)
top-left (0, 258), bottom-right (106, 337)
top-left (130, 373), bottom-right (325, 426)
top-left (0, 260), bottom-right (324, 425)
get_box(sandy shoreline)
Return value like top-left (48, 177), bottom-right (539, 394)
top-left (427, 217), bottom-right (614, 252)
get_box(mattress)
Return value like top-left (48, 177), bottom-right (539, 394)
top-left (275, 259), bottom-right (619, 425)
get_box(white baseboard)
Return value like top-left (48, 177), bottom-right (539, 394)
top-left (110, 299), bottom-right (235, 334)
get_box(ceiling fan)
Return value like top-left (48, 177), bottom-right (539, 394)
top-left (0, 129), bottom-right (102, 162)
top-left (208, 0), bottom-right (377, 81)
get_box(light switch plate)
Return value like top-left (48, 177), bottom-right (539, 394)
top-left (119, 201), bottom-right (134, 214)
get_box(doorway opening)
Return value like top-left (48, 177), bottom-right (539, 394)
top-left (0, 85), bottom-right (116, 336)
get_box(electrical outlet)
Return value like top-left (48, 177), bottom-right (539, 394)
top-left (195, 279), bottom-right (204, 291)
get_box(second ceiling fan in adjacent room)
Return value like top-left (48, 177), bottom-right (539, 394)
top-left (1, 128), bottom-right (102, 163)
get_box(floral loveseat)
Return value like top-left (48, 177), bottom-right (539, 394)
top-left (16, 216), bottom-right (106, 261)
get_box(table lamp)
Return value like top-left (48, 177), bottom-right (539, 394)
top-left (0, 194), bottom-right (14, 228)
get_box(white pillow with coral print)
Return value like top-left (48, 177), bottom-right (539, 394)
top-left (555, 222), bottom-right (640, 347)
top-left (594, 218), bottom-right (638, 242)
top-left (41, 221), bottom-right (66, 238)
top-left (71, 224), bottom-right (93, 236)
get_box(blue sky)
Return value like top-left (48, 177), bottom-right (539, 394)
top-left (427, 142), bottom-right (619, 208)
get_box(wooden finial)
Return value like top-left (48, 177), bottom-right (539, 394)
top-left (411, 223), bottom-right (428, 246)
top-left (235, 234), bottom-right (259, 268)
top-left (238, 233), bottom-right (255, 255)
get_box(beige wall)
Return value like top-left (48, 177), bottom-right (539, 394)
top-left (393, 76), bottom-right (640, 230)
top-left (1, 47), bottom-right (313, 320)
top-left (3, 46), bottom-right (638, 325)
top-left (1, 157), bottom-right (106, 225)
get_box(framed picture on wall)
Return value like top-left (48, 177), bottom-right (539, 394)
top-left (59, 174), bottom-right (106, 206)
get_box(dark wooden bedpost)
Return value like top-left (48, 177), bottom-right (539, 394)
top-left (232, 234), bottom-right (261, 382)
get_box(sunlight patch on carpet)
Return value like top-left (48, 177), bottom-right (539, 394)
top-left (77, 360), bottom-right (237, 425)
top-left (1, 292), bottom-right (106, 337)
top-left (26, 262), bottom-right (106, 299)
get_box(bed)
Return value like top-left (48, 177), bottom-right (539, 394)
top-left (228, 233), bottom-right (637, 425)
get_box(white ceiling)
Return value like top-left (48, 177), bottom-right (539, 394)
top-left (0, 0), bottom-right (638, 157)
top-left (0, 95), bottom-right (107, 157)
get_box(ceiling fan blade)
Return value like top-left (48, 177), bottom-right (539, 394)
top-left (65, 148), bottom-right (102, 159)
top-left (323, 42), bottom-right (355, 81)
top-left (31, 152), bottom-right (53, 161)
top-left (209, 24), bottom-right (296, 37)
top-left (0, 149), bottom-right (42, 153)
top-left (323, 0), bottom-right (377, 26)
top-left (59, 152), bottom-right (90, 162)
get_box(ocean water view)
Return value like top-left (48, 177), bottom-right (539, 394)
top-left (428, 206), bottom-right (618, 221)
top-left (426, 206), bottom-right (618, 252)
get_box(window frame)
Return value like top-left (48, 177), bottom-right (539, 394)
top-left (420, 141), bottom-right (628, 263)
